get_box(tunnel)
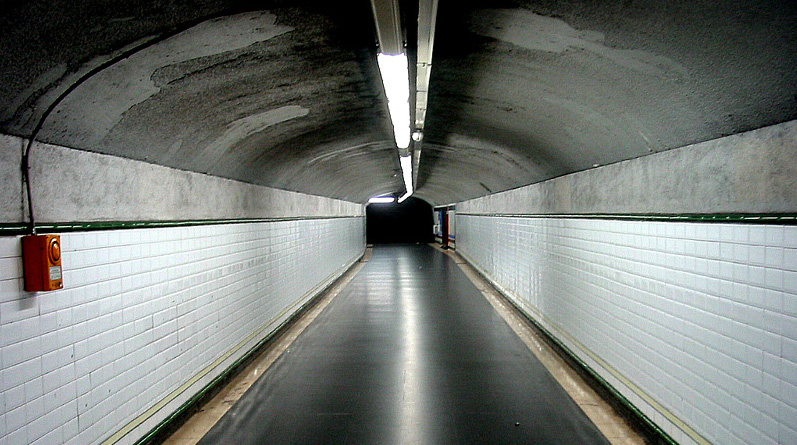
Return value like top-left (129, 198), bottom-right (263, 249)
top-left (366, 197), bottom-right (434, 244)
top-left (0, 1), bottom-right (795, 444)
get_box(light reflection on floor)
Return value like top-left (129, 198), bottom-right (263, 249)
top-left (165, 245), bottom-right (645, 445)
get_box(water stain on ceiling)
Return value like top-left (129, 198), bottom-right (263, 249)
top-left (0, 0), bottom-right (794, 205)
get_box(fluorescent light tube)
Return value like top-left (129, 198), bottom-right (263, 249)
top-left (368, 196), bottom-right (396, 204)
top-left (377, 53), bottom-right (411, 149)
top-left (397, 154), bottom-right (413, 202)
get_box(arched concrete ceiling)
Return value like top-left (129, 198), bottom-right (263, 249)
top-left (1, 1), bottom-right (795, 206)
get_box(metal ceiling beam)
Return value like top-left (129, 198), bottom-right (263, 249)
top-left (370, 0), bottom-right (404, 55)
top-left (415, 0), bottom-right (439, 133)
top-left (413, 0), bottom-right (439, 189)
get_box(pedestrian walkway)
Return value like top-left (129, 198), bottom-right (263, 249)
top-left (193, 244), bottom-right (611, 444)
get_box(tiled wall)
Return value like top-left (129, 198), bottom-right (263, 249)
top-left (457, 215), bottom-right (797, 445)
top-left (0, 217), bottom-right (365, 445)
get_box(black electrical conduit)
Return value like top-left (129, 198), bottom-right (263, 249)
top-left (19, 7), bottom-right (260, 235)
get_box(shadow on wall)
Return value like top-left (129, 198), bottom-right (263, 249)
top-left (366, 197), bottom-right (434, 244)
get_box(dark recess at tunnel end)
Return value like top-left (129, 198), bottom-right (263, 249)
top-left (366, 197), bottom-right (434, 244)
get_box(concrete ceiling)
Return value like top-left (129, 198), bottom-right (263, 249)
top-left (1, 1), bottom-right (795, 206)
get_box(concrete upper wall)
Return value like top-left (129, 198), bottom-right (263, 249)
top-left (1, 134), bottom-right (363, 224)
top-left (3, 2), bottom-right (794, 206)
top-left (457, 120), bottom-right (797, 215)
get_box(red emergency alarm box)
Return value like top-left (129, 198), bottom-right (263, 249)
top-left (22, 234), bottom-right (63, 292)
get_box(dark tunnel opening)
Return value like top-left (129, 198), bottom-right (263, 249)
top-left (365, 197), bottom-right (434, 244)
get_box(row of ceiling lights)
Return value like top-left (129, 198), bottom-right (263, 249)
top-left (368, 0), bottom-right (438, 205)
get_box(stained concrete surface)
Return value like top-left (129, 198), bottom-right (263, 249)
top-left (0, 134), bottom-right (363, 223)
top-left (416, 1), bottom-right (797, 204)
top-left (456, 120), bottom-right (797, 215)
top-left (1, 1), bottom-right (794, 207)
top-left (1, 2), bottom-right (400, 204)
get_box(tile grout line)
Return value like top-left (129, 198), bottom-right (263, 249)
top-left (432, 244), bottom-right (646, 445)
top-left (162, 250), bottom-right (370, 444)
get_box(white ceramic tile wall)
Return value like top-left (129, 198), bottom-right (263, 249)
top-left (0, 217), bottom-right (365, 445)
top-left (457, 215), bottom-right (797, 445)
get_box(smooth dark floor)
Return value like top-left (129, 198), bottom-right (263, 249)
top-left (198, 245), bottom-right (610, 444)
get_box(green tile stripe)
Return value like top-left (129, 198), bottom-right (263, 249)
top-left (457, 213), bottom-right (797, 224)
top-left (0, 216), bottom-right (363, 236)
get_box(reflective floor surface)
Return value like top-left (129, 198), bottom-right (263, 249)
top-left (178, 244), bottom-right (619, 444)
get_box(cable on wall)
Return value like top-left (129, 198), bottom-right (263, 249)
top-left (18, 9), bottom-right (250, 235)
top-left (20, 33), bottom-right (161, 234)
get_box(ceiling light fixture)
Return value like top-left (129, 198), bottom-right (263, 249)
top-left (377, 53), bottom-right (411, 149)
top-left (415, 0), bottom-right (439, 133)
top-left (370, 0), bottom-right (434, 204)
top-left (412, 0), bottom-right (439, 191)
top-left (397, 154), bottom-right (413, 203)
top-left (368, 196), bottom-right (396, 204)
top-left (370, 0), bottom-right (403, 55)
